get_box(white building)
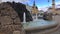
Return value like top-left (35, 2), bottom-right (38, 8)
top-left (48, 5), bottom-right (60, 14)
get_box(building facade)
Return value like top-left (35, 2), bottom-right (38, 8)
top-left (48, 7), bottom-right (60, 14)
top-left (31, 0), bottom-right (38, 14)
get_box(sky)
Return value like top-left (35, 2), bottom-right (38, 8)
top-left (2, 0), bottom-right (60, 11)
top-left (25, 0), bottom-right (60, 10)
top-left (27, 0), bottom-right (60, 7)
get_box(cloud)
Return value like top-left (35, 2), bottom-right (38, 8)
top-left (2, 0), bottom-right (29, 3)
top-left (56, 1), bottom-right (60, 5)
top-left (38, 7), bottom-right (48, 12)
top-left (0, 0), bottom-right (2, 2)
top-left (55, 1), bottom-right (60, 8)
top-left (38, 1), bottom-right (60, 11)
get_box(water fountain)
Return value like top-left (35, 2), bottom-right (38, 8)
top-left (23, 0), bottom-right (59, 34)
top-left (23, 12), bottom-right (58, 30)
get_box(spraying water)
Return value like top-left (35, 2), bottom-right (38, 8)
top-left (32, 13), bottom-right (38, 21)
top-left (23, 12), bottom-right (26, 23)
top-left (36, 13), bottom-right (38, 20)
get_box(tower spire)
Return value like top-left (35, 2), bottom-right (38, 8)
top-left (33, 0), bottom-right (35, 6)
top-left (52, 0), bottom-right (55, 14)
top-left (32, 0), bottom-right (38, 14)
top-left (48, 0), bottom-right (49, 2)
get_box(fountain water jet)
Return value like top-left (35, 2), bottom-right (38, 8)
top-left (33, 13), bottom-right (38, 21)
top-left (36, 13), bottom-right (38, 20)
top-left (23, 12), bottom-right (26, 23)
